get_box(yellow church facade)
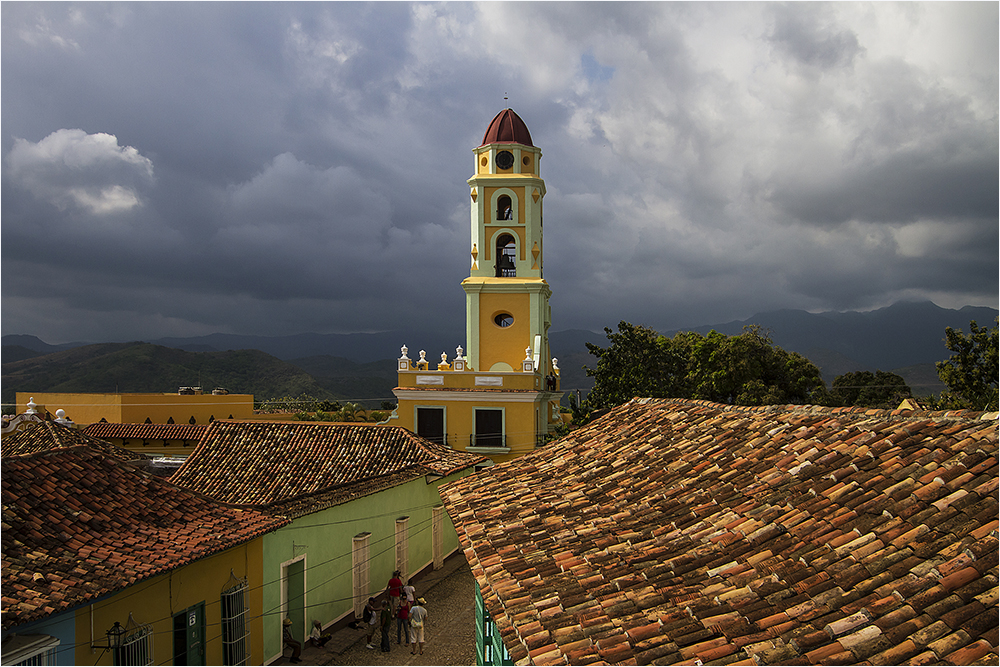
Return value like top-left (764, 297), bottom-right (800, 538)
top-left (388, 109), bottom-right (563, 465)
top-left (14, 390), bottom-right (254, 426)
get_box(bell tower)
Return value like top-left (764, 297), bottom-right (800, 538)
top-left (390, 108), bottom-right (561, 465)
top-left (463, 109), bottom-right (551, 375)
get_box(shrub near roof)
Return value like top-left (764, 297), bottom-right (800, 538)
top-left (440, 398), bottom-right (999, 666)
top-left (2, 447), bottom-right (287, 629)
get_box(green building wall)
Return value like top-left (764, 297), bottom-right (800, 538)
top-left (261, 471), bottom-right (470, 663)
top-left (475, 582), bottom-right (513, 666)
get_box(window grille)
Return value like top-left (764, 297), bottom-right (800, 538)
top-left (113, 613), bottom-right (153, 666)
top-left (432, 505), bottom-right (445, 569)
top-left (4, 635), bottom-right (60, 666)
top-left (221, 572), bottom-right (250, 666)
top-left (352, 533), bottom-right (371, 618)
top-left (395, 517), bottom-right (410, 579)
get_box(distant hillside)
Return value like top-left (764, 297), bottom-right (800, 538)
top-left (668, 302), bottom-right (997, 373)
top-left (1, 342), bottom-right (339, 410)
top-left (4, 301), bottom-right (993, 407)
top-left (285, 355), bottom-right (400, 407)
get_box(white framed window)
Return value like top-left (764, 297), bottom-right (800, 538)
top-left (395, 517), bottom-right (410, 579)
top-left (352, 532), bottom-right (371, 618)
top-left (221, 575), bottom-right (250, 666)
top-left (3, 634), bottom-right (60, 666)
top-left (432, 505), bottom-right (445, 569)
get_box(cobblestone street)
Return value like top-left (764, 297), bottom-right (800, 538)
top-left (285, 554), bottom-right (477, 666)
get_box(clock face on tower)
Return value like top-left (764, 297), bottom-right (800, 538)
top-left (496, 150), bottom-right (514, 170)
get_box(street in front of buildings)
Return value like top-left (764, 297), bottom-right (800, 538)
top-left (286, 555), bottom-right (477, 666)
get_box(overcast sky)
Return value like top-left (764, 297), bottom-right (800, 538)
top-left (3, 2), bottom-right (997, 345)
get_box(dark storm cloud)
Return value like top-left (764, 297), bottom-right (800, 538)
top-left (767, 4), bottom-right (864, 70)
top-left (2, 2), bottom-right (996, 344)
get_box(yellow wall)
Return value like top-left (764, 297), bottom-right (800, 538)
top-left (74, 538), bottom-right (266, 666)
top-left (17, 392), bottom-right (254, 426)
top-left (478, 292), bottom-right (531, 371)
top-left (390, 389), bottom-right (542, 462)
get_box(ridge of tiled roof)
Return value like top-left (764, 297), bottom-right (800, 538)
top-left (170, 420), bottom-right (485, 515)
top-left (83, 421), bottom-right (209, 442)
top-left (440, 398), bottom-right (999, 666)
top-left (2, 421), bottom-right (149, 462)
top-left (2, 447), bottom-right (287, 629)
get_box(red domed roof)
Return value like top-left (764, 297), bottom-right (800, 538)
top-left (481, 108), bottom-right (533, 147)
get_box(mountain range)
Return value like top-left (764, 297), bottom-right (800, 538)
top-left (3, 301), bottom-right (996, 410)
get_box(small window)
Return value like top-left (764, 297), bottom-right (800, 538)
top-left (114, 614), bottom-right (153, 666)
top-left (221, 576), bottom-right (250, 666)
top-left (395, 517), bottom-right (410, 579)
top-left (496, 195), bottom-right (512, 221)
top-left (494, 313), bottom-right (514, 328)
top-left (474, 409), bottom-right (503, 449)
top-left (352, 533), bottom-right (372, 619)
top-left (3, 634), bottom-right (60, 666)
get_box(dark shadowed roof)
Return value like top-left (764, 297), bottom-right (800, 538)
top-left (83, 421), bottom-right (208, 442)
top-left (440, 398), bottom-right (999, 666)
top-left (170, 420), bottom-right (485, 517)
top-left (2, 420), bottom-right (148, 462)
top-left (2, 447), bottom-right (286, 629)
top-left (481, 108), bottom-right (533, 147)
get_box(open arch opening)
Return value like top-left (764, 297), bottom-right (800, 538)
top-left (496, 195), bottom-right (512, 221)
top-left (495, 234), bottom-right (516, 277)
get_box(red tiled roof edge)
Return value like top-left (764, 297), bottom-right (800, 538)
top-left (2, 447), bottom-right (289, 629)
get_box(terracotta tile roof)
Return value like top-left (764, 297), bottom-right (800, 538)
top-left (2, 447), bottom-right (287, 629)
top-left (83, 422), bottom-right (208, 442)
top-left (170, 421), bottom-right (486, 517)
top-left (2, 421), bottom-right (148, 462)
top-left (440, 398), bottom-right (999, 666)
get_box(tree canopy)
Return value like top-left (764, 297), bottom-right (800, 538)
top-left (827, 370), bottom-right (911, 409)
top-left (934, 319), bottom-right (999, 411)
top-left (583, 322), bottom-right (826, 409)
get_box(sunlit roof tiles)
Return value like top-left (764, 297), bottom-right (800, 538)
top-left (440, 398), bottom-right (999, 666)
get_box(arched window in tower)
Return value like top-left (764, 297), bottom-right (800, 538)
top-left (495, 234), bottom-right (516, 277)
top-left (496, 195), bottom-right (512, 222)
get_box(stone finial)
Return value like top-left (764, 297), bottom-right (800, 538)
top-left (552, 358), bottom-right (560, 371)
top-left (456, 345), bottom-right (464, 359)
top-left (25, 398), bottom-right (37, 415)
top-left (441, 352), bottom-right (448, 363)
top-left (54, 409), bottom-right (73, 425)
top-left (400, 345), bottom-right (409, 360)
top-left (419, 350), bottom-right (427, 362)
top-left (525, 346), bottom-right (533, 361)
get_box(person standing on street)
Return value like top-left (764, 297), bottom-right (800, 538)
top-left (408, 598), bottom-right (428, 656)
top-left (386, 570), bottom-right (403, 612)
top-left (379, 599), bottom-right (393, 652)
top-left (363, 597), bottom-right (378, 649)
top-left (402, 580), bottom-right (416, 605)
top-left (396, 598), bottom-right (410, 645)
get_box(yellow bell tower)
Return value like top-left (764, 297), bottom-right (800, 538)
top-left (464, 108), bottom-right (551, 375)
top-left (389, 108), bottom-right (562, 465)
